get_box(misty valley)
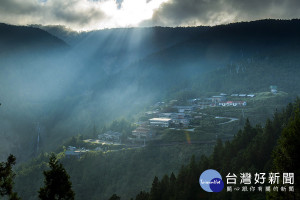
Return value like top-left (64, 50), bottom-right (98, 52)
top-left (0, 19), bottom-right (300, 200)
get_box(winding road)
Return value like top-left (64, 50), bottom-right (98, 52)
top-left (215, 116), bottom-right (239, 125)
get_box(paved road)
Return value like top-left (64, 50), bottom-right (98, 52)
top-left (215, 116), bottom-right (239, 125)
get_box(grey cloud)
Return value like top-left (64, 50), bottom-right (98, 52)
top-left (0, 0), bottom-right (107, 30)
top-left (51, 2), bottom-right (105, 26)
top-left (140, 0), bottom-right (300, 27)
top-left (0, 0), bottom-right (38, 16)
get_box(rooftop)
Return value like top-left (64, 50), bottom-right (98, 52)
top-left (149, 118), bottom-right (172, 122)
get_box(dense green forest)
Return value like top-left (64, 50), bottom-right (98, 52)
top-left (198, 51), bottom-right (300, 94)
top-left (125, 99), bottom-right (300, 200)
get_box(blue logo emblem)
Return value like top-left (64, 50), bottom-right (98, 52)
top-left (199, 169), bottom-right (224, 192)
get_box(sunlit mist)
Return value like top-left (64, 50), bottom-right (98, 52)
top-left (100, 0), bottom-right (169, 28)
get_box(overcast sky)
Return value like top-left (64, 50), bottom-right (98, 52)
top-left (0, 0), bottom-right (299, 31)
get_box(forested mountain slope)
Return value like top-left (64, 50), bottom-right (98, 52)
top-left (128, 99), bottom-right (300, 200)
top-left (0, 20), bottom-right (299, 162)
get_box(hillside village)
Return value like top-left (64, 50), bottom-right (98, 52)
top-left (141, 93), bottom-right (253, 130)
top-left (65, 86), bottom-right (280, 158)
top-left (65, 92), bottom-right (255, 157)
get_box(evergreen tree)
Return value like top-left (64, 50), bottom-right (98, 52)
top-left (0, 154), bottom-right (21, 200)
top-left (92, 124), bottom-right (97, 139)
top-left (150, 176), bottom-right (160, 200)
top-left (169, 172), bottom-right (176, 197)
top-left (38, 154), bottom-right (75, 200)
top-left (211, 139), bottom-right (224, 171)
top-left (135, 191), bottom-right (149, 200)
top-left (108, 194), bottom-right (121, 200)
top-left (160, 175), bottom-right (170, 199)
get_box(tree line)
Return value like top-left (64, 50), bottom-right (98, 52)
top-left (0, 154), bottom-right (74, 200)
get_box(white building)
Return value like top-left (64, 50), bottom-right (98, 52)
top-left (98, 131), bottom-right (122, 142)
top-left (149, 118), bottom-right (172, 127)
top-left (219, 101), bottom-right (247, 107)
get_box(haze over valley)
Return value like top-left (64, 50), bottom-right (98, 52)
top-left (0, 18), bottom-right (300, 200)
